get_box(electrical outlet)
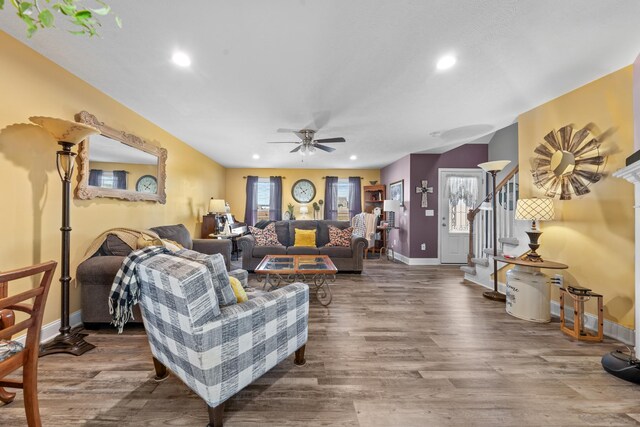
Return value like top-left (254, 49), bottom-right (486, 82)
top-left (421, 243), bottom-right (426, 250)
top-left (425, 210), bottom-right (434, 216)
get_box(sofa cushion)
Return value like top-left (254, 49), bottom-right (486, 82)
top-left (319, 246), bottom-right (353, 258)
top-left (249, 222), bottom-right (282, 247)
top-left (287, 246), bottom-right (320, 255)
top-left (317, 220), bottom-right (351, 247)
top-left (288, 220), bottom-right (318, 246)
top-left (151, 224), bottom-right (193, 250)
top-left (176, 250), bottom-right (237, 306)
top-left (97, 234), bottom-right (133, 257)
top-left (294, 228), bottom-right (317, 247)
top-left (325, 225), bottom-right (353, 247)
top-left (273, 221), bottom-right (290, 246)
top-left (137, 253), bottom-right (221, 329)
top-left (253, 220), bottom-right (274, 229)
top-left (253, 245), bottom-right (287, 257)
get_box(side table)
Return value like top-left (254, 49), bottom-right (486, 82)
top-left (494, 256), bottom-right (568, 323)
top-left (376, 226), bottom-right (398, 261)
top-left (209, 232), bottom-right (242, 261)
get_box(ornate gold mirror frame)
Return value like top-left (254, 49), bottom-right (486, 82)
top-left (74, 111), bottom-right (167, 203)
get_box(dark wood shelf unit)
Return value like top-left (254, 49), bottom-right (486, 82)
top-left (363, 184), bottom-right (386, 253)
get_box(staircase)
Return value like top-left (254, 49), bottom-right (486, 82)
top-left (461, 166), bottom-right (530, 290)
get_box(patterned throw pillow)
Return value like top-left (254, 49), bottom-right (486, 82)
top-left (325, 225), bottom-right (353, 247)
top-left (249, 222), bottom-right (282, 246)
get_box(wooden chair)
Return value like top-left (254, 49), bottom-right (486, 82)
top-left (0, 261), bottom-right (57, 427)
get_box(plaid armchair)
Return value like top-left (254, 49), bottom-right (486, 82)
top-left (136, 254), bottom-right (309, 427)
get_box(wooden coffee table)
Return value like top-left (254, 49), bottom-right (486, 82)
top-left (255, 255), bottom-right (337, 306)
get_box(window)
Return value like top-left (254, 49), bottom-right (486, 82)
top-left (336, 178), bottom-right (350, 221)
top-left (447, 176), bottom-right (478, 233)
top-left (99, 171), bottom-right (116, 189)
top-left (256, 177), bottom-right (270, 221)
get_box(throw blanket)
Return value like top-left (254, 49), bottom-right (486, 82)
top-left (80, 227), bottom-right (161, 264)
top-left (109, 246), bottom-right (170, 333)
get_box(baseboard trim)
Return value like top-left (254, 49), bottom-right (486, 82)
top-left (463, 278), bottom-right (634, 345)
top-left (13, 310), bottom-right (83, 346)
top-left (394, 253), bottom-right (440, 266)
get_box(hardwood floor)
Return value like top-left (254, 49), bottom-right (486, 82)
top-left (2, 260), bottom-right (640, 426)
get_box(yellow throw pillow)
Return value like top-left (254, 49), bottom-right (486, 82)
top-left (294, 228), bottom-right (316, 247)
top-left (229, 276), bottom-right (248, 303)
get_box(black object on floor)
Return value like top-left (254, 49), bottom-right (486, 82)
top-left (602, 349), bottom-right (640, 384)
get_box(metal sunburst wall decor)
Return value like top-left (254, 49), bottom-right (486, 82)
top-left (531, 124), bottom-right (606, 200)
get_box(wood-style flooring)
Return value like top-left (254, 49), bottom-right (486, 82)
top-left (2, 260), bottom-right (640, 426)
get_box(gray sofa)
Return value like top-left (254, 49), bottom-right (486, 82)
top-left (237, 220), bottom-right (367, 272)
top-left (77, 224), bottom-right (232, 326)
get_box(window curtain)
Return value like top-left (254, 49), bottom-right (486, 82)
top-left (448, 176), bottom-right (478, 207)
top-left (269, 176), bottom-right (282, 221)
top-left (88, 169), bottom-right (102, 186)
top-left (244, 175), bottom-right (259, 226)
top-left (348, 176), bottom-right (362, 219)
top-left (113, 170), bottom-right (128, 190)
top-left (324, 176), bottom-right (338, 220)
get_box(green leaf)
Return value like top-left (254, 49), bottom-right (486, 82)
top-left (55, 3), bottom-right (75, 16)
top-left (74, 9), bottom-right (91, 19)
top-left (0, 0), bottom-right (5, 10)
top-left (38, 9), bottom-right (54, 27)
top-left (19, 2), bottom-right (33, 14)
top-left (114, 15), bottom-right (121, 28)
top-left (91, 6), bottom-right (109, 15)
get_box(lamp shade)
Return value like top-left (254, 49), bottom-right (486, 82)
top-left (478, 160), bottom-right (511, 173)
top-left (383, 199), bottom-right (400, 211)
top-left (29, 116), bottom-right (99, 144)
top-left (515, 198), bottom-right (555, 221)
top-left (209, 198), bottom-right (226, 213)
top-left (300, 205), bottom-right (309, 214)
top-left (478, 201), bottom-right (492, 211)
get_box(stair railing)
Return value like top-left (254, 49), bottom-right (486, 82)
top-left (466, 166), bottom-right (519, 266)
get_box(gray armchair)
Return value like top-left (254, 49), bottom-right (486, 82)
top-left (78, 224), bottom-right (232, 326)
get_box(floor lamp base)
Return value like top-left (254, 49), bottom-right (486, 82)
top-left (40, 327), bottom-right (95, 357)
top-left (482, 290), bottom-right (506, 302)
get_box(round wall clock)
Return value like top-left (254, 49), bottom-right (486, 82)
top-left (291, 179), bottom-right (316, 203)
top-left (136, 175), bottom-right (158, 193)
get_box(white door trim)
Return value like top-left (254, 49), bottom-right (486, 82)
top-left (438, 168), bottom-right (485, 264)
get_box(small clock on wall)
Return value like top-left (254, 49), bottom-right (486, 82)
top-left (136, 175), bottom-right (158, 194)
top-left (291, 179), bottom-right (316, 203)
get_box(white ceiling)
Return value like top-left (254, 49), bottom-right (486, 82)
top-left (2, 0), bottom-right (640, 169)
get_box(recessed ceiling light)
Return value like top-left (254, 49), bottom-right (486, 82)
top-left (350, 155), bottom-right (357, 160)
top-left (252, 154), bottom-right (260, 160)
top-left (172, 51), bottom-right (191, 67)
top-left (436, 54), bottom-right (456, 71)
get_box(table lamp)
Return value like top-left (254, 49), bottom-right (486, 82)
top-left (209, 198), bottom-right (227, 233)
top-left (383, 200), bottom-right (400, 227)
top-left (478, 160), bottom-right (511, 301)
top-left (515, 197), bottom-right (555, 262)
top-left (299, 205), bottom-right (309, 219)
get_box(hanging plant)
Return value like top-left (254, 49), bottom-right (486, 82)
top-left (0, 0), bottom-right (121, 38)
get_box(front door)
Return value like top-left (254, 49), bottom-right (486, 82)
top-left (439, 169), bottom-right (484, 264)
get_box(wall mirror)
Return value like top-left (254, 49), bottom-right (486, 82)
top-left (75, 111), bottom-right (167, 203)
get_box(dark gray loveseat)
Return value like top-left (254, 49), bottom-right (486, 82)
top-left (77, 224), bottom-right (232, 326)
top-left (237, 220), bottom-right (367, 272)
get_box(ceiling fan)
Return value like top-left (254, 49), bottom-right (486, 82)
top-left (267, 128), bottom-right (346, 155)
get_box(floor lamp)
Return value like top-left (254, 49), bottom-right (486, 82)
top-left (478, 160), bottom-right (511, 302)
top-left (30, 116), bottom-right (100, 356)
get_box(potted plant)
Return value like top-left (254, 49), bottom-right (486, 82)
top-left (287, 203), bottom-right (295, 220)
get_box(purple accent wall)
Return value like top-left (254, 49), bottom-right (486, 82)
top-left (381, 144), bottom-right (488, 260)
top-left (380, 155), bottom-right (411, 257)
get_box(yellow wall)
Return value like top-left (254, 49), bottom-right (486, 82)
top-left (0, 30), bottom-right (225, 327)
top-left (225, 168), bottom-right (380, 222)
top-left (518, 66), bottom-right (635, 328)
top-left (90, 161), bottom-right (158, 192)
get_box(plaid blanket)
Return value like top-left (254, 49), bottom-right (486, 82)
top-left (109, 246), bottom-right (170, 333)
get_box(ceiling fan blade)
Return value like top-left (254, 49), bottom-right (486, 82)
top-left (267, 141), bottom-right (300, 144)
top-left (290, 146), bottom-right (302, 153)
top-left (277, 128), bottom-right (299, 133)
top-left (314, 143), bottom-right (336, 153)
top-left (314, 137), bottom-right (345, 143)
